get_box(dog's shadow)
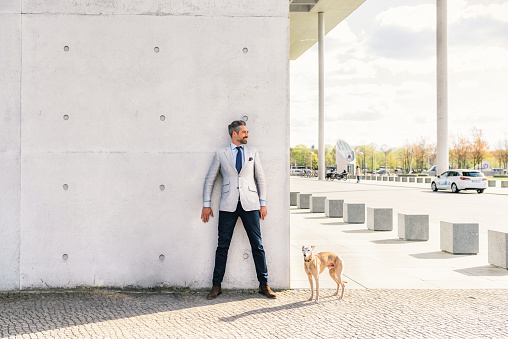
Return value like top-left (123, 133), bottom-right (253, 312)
top-left (219, 295), bottom-right (340, 322)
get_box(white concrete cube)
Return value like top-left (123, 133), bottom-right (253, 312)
top-left (367, 208), bottom-right (393, 231)
top-left (488, 230), bottom-right (508, 269)
top-left (398, 214), bottom-right (429, 241)
top-left (425, 177), bottom-right (432, 184)
top-left (389, 177), bottom-right (395, 182)
top-left (310, 196), bottom-right (326, 213)
top-left (488, 180), bottom-right (496, 188)
top-left (417, 178), bottom-right (423, 183)
top-left (440, 222), bottom-right (479, 254)
top-left (382, 176), bottom-right (388, 181)
top-left (325, 199), bottom-right (344, 218)
top-left (290, 191), bottom-right (299, 206)
top-left (402, 177), bottom-right (408, 182)
top-left (343, 203), bottom-right (365, 224)
top-left (501, 181), bottom-right (508, 188)
top-left (395, 177), bottom-right (401, 182)
top-left (409, 177), bottom-right (416, 183)
top-left (297, 193), bottom-right (312, 209)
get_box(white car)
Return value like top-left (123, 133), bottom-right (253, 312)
top-left (431, 169), bottom-right (488, 194)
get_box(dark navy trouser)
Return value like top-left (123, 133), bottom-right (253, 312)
top-left (212, 202), bottom-right (268, 286)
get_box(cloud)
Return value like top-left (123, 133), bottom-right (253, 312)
top-left (375, 4), bottom-right (436, 32)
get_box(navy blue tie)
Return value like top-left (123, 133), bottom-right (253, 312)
top-left (235, 146), bottom-right (242, 173)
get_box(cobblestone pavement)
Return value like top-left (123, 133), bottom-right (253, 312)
top-left (1, 289), bottom-right (508, 338)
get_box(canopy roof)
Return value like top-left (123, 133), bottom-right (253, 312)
top-left (289, 0), bottom-right (366, 60)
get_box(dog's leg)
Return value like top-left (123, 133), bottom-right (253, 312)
top-left (328, 268), bottom-right (340, 296)
top-left (313, 273), bottom-right (320, 303)
top-left (335, 262), bottom-right (345, 299)
top-left (306, 273), bottom-right (314, 301)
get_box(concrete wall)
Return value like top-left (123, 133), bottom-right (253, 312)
top-left (1, 1), bottom-right (289, 290)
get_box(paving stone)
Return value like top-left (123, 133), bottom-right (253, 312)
top-left (1, 290), bottom-right (507, 338)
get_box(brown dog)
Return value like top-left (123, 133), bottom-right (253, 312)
top-left (302, 245), bottom-right (346, 302)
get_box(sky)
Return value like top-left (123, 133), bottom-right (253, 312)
top-left (290, 0), bottom-right (508, 150)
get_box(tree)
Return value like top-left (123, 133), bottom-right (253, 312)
top-left (493, 137), bottom-right (508, 169)
top-left (413, 137), bottom-right (431, 171)
top-left (325, 144), bottom-right (336, 168)
top-left (400, 140), bottom-right (414, 173)
top-left (450, 134), bottom-right (471, 169)
top-left (471, 128), bottom-right (488, 170)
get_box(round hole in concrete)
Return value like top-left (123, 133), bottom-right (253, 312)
top-left (63, 115), bottom-right (69, 120)
top-left (243, 253), bottom-right (249, 259)
top-left (242, 115), bottom-right (248, 122)
top-left (160, 115), bottom-right (165, 121)
top-left (159, 254), bottom-right (165, 261)
top-left (62, 254), bottom-right (68, 260)
top-left (154, 47), bottom-right (159, 53)
top-left (64, 46), bottom-right (69, 52)
top-left (63, 184), bottom-right (69, 190)
top-left (242, 47), bottom-right (248, 53)
top-left (160, 185), bottom-right (165, 191)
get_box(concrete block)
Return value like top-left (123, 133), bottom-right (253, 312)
top-left (395, 177), bottom-right (401, 182)
top-left (382, 176), bottom-right (388, 181)
top-left (344, 203), bottom-right (365, 224)
top-left (398, 214), bottom-right (429, 241)
top-left (310, 196), bottom-right (326, 213)
top-left (425, 177), bottom-right (431, 184)
top-left (409, 177), bottom-right (416, 183)
top-left (377, 176), bottom-right (382, 181)
top-left (402, 177), bottom-right (408, 182)
top-left (297, 193), bottom-right (312, 209)
top-left (417, 178), bottom-right (423, 183)
top-left (440, 222), bottom-right (479, 254)
top-left (488, 230), bottom-right (508, 269)
top-left (389, 177), bottom-right (394, 182)
top-left (290, 191), bottom-right (299, 206)
top-left (325, 199), bottom-right (344, 218)
top-left (367, 208), bottom-right (393, 231)
top-left (501, 181), bottom-right (508, 188)
top-left (488, 180), bottom-right (496, 188)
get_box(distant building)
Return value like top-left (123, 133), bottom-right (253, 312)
top-left (336, 139), bottom-right (356, 174)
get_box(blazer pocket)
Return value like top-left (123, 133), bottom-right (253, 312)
top-left (248, 186), bottom-right (257, 193)
top-left (222, 181), bottom-right (230, 193)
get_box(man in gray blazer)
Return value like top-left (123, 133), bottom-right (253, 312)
top-left (201, 120), bottom-right (276, 300)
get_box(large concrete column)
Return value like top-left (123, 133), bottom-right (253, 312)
top-left (318, 12), bottom-right (325, 180)
top-left (436, 0), bottom-right (449, 175)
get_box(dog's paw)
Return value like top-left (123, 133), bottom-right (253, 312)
top-left (307, 297), bottom-right (313, 301)
top-left (315, 299), bottom-right (320, 303)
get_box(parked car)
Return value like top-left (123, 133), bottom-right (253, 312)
top-left (423, 165), bottom-right (436, 176)
top-left (431, 169), bottom-right (488, 193)
top-left (373, 169), bottom-right (390, 175)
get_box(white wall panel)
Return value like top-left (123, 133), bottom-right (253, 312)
top-left (0, 13), bottom-right (21, 290)
top-left (23, 0), bottom-right (288, 17)
top-left (16, 6), bottom-right (289, 290)
top-left (0, 0), bottom-right (20, 13)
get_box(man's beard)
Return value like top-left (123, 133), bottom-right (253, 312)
top-left (238, 137), bottom-right (248, 144)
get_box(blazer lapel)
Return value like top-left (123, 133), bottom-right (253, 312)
top-left (224, 147), bottom-right (236, 171)
top-left (239, 146), bottom-right (252, 174)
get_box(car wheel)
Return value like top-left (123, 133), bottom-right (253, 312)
top-left (477, 189), bottom-right (484, 194)
top-left (431, 182), bottom-right (438, 191)
top-left (451, 183), bottom-right (459, 193)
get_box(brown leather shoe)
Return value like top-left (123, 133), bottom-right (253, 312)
top-left (259, 283), bottom-right (276, 299)
top-left (207, 285), bottom-right (222, 300)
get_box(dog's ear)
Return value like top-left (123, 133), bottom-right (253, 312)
top-left (302, 246), bottom-right (305, 251)
top-left (311, 245), bottom-right (315, 251)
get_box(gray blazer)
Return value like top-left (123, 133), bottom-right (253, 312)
top-left (203, 145), bottom-right (266, 212)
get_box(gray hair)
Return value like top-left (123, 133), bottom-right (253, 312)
top-left (228, 120), bottom-right (246, 137)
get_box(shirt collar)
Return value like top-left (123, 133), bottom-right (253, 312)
top-left (231, 143), bottom-right (244, 150)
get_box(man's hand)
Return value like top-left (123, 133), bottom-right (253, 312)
top-left (259, 206), bottom-right (268, 220)
top-left (201, 207), bottom-right (214, 223)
